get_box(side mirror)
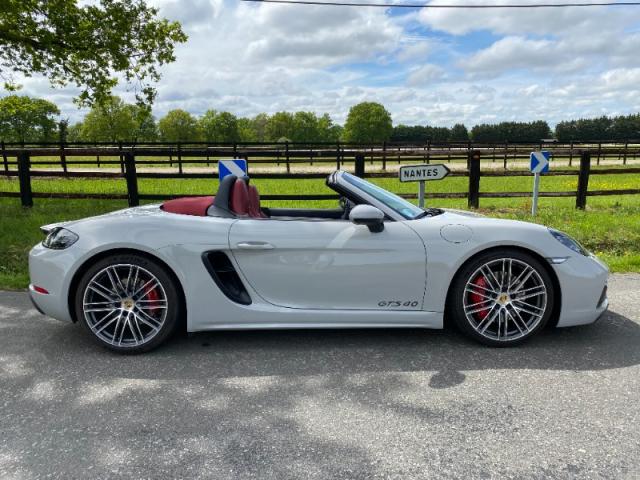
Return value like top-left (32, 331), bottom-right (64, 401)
top-left (349, 205), bottom-right (385, 233)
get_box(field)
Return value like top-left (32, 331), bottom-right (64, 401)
top-left (1, 169), bottom-right (639, 290)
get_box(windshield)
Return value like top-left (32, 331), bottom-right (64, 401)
top-left (341, 172), bottom-right (425, 220)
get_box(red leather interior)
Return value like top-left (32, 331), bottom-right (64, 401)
top-left (161, 196), bottom-right (214, 216)
top-left (248, 184), bottom-right (267, 218)
top-left (230, 179), bottom-right (250, 216)
top-left (161, 177), bottom-right (266, 218)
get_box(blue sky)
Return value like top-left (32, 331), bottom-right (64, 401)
top-left (11, 0), bottom-right (640, 127)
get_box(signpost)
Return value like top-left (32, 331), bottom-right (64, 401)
top-left (398, 164), bottom-right (451, 208)
top-left (218, 158), bottom-right (247, 181)
top-left (530, 151), bottom-right (550, 216)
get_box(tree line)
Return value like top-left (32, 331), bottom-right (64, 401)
top-left (2, 94), bottom-right (640, 145)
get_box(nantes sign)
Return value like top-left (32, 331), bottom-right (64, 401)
top-left (399, 164), bottom-right (451, 183)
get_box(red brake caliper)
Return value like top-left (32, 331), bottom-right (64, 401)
top-left (469, 275), bottom-right (490, 320)
top-left (144, 287), bottom-right (159, 315)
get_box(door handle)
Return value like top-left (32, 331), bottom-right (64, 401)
top-left (236, 241), bottom-right (275, 250)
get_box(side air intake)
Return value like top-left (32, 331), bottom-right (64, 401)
top-left (202, 251), bottom-right (252, 305)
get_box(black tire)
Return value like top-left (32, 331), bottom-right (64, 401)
top-left (74, 253), bottom-right (181, 353)
top-left (449, 249), bottom-right (555, 347)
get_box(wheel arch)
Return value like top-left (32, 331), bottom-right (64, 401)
top-left (67, 248), bottom-right (187, 328)
top-left (443, 245), bottom-right (562, 328)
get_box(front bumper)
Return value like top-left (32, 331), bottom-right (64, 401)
top-left (553, 254), bottom-right (609, 327)
top-left (28, 242), bottom-right (80, 323)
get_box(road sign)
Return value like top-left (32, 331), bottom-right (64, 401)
top-left (399, 164), bottom-right (450, 183)
top-left (530, 151), bottom-right (550, 174)
top-left (218, 158), bottom-right (247, 181)
top-left (530, 151), bottom-right (551, 216)
top-left (398, 164), bottom-right (451, 208)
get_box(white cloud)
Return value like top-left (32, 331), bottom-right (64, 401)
top-left (406, 64), bottom-right (446, 86)
top-left (3, 0), bottom-right (640, 128)
top-left (418, 0), bottom-right (636, 36)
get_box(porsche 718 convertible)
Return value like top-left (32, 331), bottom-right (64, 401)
top-left (29, 171), bottom-right (609, 353)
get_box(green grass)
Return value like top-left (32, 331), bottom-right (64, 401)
top-left (1, 173), bottom-right (639, 290)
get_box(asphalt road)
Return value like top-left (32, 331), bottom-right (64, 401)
top-left (1, 275), bottom-right (639, 480)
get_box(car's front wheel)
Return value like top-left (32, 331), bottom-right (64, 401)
top-left (74, 253), bottom-right (180, 353)
top-left (450, 249), bottom-right (555, 347)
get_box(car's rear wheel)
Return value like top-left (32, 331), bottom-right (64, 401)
top-left (450, 249), bottom-right (555, 347)
top-left (74, 253), bottom-right (180, 353)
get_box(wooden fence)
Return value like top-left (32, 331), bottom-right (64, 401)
top-left (1, 144), bottom-right (640, 210)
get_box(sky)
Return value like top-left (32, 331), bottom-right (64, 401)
top-left (9, 0), bottom-right (640, 127)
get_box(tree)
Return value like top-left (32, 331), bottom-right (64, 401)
top-left (198, 110), bottom-right (218, 142)
top-left (343, 102), bottom-right (393, 143)
top-left (58, 119), bottom-right (69, 144)
top-left (0, 95), bottom-right (59, 142)
top-left (237, 118), bottom-right (257, 142)
top-left (251, 113), bottom-right (269, 142)
top-left (0, 0), bottom-right (187, 106)
top-left (291, 111), bottom-right (320, 143)
top-left (198, 110), bottom-right (240, 143)
top-left (317, 113), bottom-right (342, 142)
top-left (449, 123), bottom-right (469, 142)
top-left (80, 96), bottom-right (138, 142)
top-left (158, 109), bottom-right (199, 142)
top-left (266, 112), bottom-right (294, 141)
top-left (470, 121), bottom-right (551, 142)
top-left (131, 106), bottom-right (158, 142)
top-left (67, 122), bottom-right (84, 142)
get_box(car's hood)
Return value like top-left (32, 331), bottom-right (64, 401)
top-left (439, 208), bottom-right (485, 218)
top-left (430, 208), bottom-right (548, 234)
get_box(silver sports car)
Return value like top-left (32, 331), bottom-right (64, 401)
top-left (29, 171), bottom-right (609, 353)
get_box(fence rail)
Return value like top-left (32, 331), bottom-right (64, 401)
top-left (1, 143), bottom-right (640, 210)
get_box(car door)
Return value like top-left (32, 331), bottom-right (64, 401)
top-left (228, 218), bottom-right (427, 310)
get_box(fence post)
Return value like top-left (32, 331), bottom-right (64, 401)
top-left (503, 140), bottom-right (508, 169)
top-left (2, 141), bottom-right (8, 176)
top-left (60, 141), bottom-right (67, 174)
top-left (426, 140), bottom-right (431, 164)
top-left (285, 141), bottom-right (290, 174)
top-left (124, 151), bottom-right (139, 207)
top-left (623, 141), bottom-right (628, 165)
top-left (177, 141), bottom-right (183, 175)
top-left (336, 142), bottom-right (341, 169)
top-left (576, 151), bottom-right (591, 210)
top-left (17, 151), bottom-right (33, 208)
top-left (95, 141), bottom-right (100, 168)
top-left (118, 141), bottom-right (124, 174)
top-left (382, 141), bottom-right (387, 171)
top-left (569, 140), bottom-right (574, 167)
top-left (468, 150), bottom-right (481, 209)
top-left (596, 142), bottom-right (601, 166)
top-left (355, 153), bottom-right (365, 178)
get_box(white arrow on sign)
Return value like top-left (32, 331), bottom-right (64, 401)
top-left (398, 163), bottom-right (451, 209)
top-left (399, 164), bottom-right (450, 183)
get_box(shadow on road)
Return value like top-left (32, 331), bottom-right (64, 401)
top-left (37, 309), bottom-right (640, 382)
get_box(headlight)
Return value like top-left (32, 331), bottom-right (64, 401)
top-left (548, 228), bottom-right (589, 256)
top-left (42, 227), bottom-right (79, 250)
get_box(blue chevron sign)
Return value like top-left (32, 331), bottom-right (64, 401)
top-left (218, 159), bottom-right (247, 181)
top-left (530, 151), bottom-right (551, 174)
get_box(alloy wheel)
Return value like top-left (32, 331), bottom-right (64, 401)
top-left (463, 258), bottom-right (548, 342)
top-left (82, 264), bottom-right (168, 347)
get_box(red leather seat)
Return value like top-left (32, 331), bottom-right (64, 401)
top-left (161, 196), bottom-right (214, 216)
top-left (230, 178), bottom-right (250, 216)
top-left (248, 184), bottom-right (267, 218)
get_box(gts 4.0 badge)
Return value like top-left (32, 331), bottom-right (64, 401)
top-left (378, 300), bottom-right (419, 308)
